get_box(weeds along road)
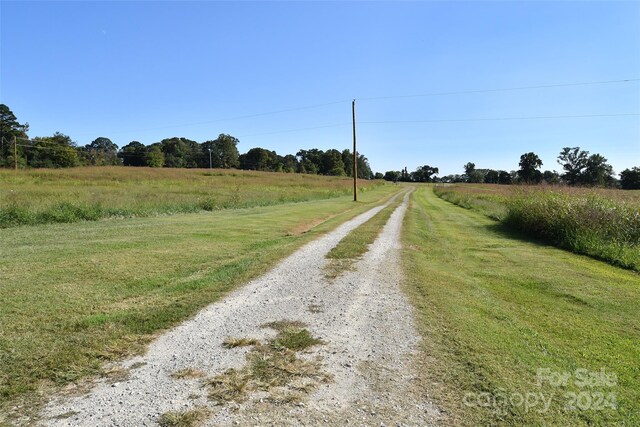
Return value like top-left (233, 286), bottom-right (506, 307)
top-left (42, 188), bottom-right (443, 426)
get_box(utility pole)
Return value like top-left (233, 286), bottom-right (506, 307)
top-left (208, 148), bottom-right (212, 169)
top-left (13, 135), bottom-right (17, 171)
top-left (352, 99), bottom-right (357, 202)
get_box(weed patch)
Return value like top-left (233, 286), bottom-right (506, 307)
top-left (157, 407), bottom-right (210, 427)
top-left (272, 327), bottom-right (323, 351)
top-left (206, 321), bottom-right (330, 405)
top-left (222, 337), bottom-right (261, 349)
top-left (170, 368), bottom-right (207, 380)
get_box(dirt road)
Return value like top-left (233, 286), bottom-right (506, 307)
top-left (42, 190), bottom-right (442, 426)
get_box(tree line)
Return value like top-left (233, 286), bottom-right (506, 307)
top-left (0, 104), bottom-right (373, 178)
top-left (437, 150), bottom-right (639, 189)
top-left (3, 104), bottom-right (638, 188)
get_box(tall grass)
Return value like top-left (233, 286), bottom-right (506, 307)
top-left (0, 167), bottom-right (384, 228)
top-left (434, 184), bottom-right (640, 271)
top-left (505, 191), bottom-right (640, 270)
top-left (433, 185), bottom-right (508, 220)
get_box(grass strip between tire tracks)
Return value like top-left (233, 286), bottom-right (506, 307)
top-left (324, 190), bottom-right (406, 278)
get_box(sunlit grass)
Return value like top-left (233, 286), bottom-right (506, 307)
top-left (0, 183), bottom-right (397, 424)
top-left (0, 167), bottom-right (385, 227)
top-left (402, 187), bottom-right (640, 425)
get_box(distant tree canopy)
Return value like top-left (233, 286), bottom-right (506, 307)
top-left (0, 104), bottom-right (29, 167)
top-left (558, 147), bottom-right (614, 186)
top-left (411, 165), bottom-right (439, 182)
top-left (381, 165), bottom-right (438, 183)
top-left (1, 104), bottom-right (633, 189)
top-left (463, 162), bottom-right (486, 183)
top-left (620, 167), bottom-right (640, 190)
top-left (119, 141), bottom-right (146, 166)
top-left (29, 133), bottom-right (80, 168)
top-left (81, 137), bottom-right (119, 166)
top-left (518, 152), bottom-right (543, 184)
top-left (202, 134), bottom-right (240, 169)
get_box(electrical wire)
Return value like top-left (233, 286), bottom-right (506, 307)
top-left (360, 113), bottom-right (640, 125)
top-left (66, 78), bottom-right (639, 137)
top-left (83, 99), bottom-right (352, 136)
top-left (357, 78), bottom-right (640, 101)
top-left (237, 123), bottom-right (351, 138)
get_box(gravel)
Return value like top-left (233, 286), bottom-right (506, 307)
top-left (41, 190), bottom-right (443, 426)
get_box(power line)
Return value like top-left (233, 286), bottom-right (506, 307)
top-left (357, 78), bottom-right (640, 101)
top-left (361, 113), bottom-right (640, 125)
top-left (82, 99), bottom-right (352, 136)
top-left (234, 113), bottom-right (639, 137)
top-left (66, 78), bottom-right (639, 138)
top-left (237, 123), bottom-right (351, 138)
top-left (14, 112), bottom-right (638, 146)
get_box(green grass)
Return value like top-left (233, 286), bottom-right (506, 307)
top-left (0, 167), bottom-right (386, 227)
top-left (0, 183), bottom-right (398, 423)
top-left (433, 184), bottom-right (508, 220)
top-left (324, 190), bottom-right (405, 277)
top-left (402, 187), bottom-right (640, 425)
top-left (434, 184), bottom-right (640, 271)
top-left (157, 408), bottom-right (210, 427)
top-left (271, 327), bottom-right (323, 352)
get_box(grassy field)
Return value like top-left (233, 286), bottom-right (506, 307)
top-left (433, 184), bottom-right (640, 271)
top-left (0, 167), bottom-right (385, 227)
top-left (0, 170), bottom-right (397, 424)
top-left (402, 187), bottom-right (640, 425)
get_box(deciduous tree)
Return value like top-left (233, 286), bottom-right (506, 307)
top-left (518, 152), bottom-right (543, 184)
top-left (29, 133), bottom-right (79, 168)
top-left (620, 167), bottom-right (640, 190)
top-left (558, 147), bottom-right (589, 185)
top-left (583, 154), bottom-right (614, 186)
top-left (119, 141), bottom-right (147, 166)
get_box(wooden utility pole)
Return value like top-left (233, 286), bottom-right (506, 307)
top-left (13, 135), bottom-right (17, 171)
top-left (352, 99), bottom-right (357, 202)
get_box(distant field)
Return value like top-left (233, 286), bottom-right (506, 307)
top-left (0, 167), bottom-right (384, 228)
top-left (433, 184), bottom-right (640, 271)
top-left (0, 177), bottom-right (397, 423)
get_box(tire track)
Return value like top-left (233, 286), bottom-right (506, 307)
top-left (42, 189), bottom-right (442, 426)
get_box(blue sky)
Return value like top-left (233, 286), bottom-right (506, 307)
top-left (1, 1), bottom-right (639, 176)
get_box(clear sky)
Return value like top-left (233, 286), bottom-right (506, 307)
top-left (1, 1), bottom-right (639, 176)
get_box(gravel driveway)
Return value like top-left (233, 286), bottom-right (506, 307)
top-left (42, 190), bottom-right (442, 426)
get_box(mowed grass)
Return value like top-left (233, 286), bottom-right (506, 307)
top-left (402, 187), bottom-right (640, 425)
top-left (0, 181), bottom-right (398, 423)
top-left (434, 184), bottom-right (640, 271)
top-left (0, 167), bottom-right (385, 227)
